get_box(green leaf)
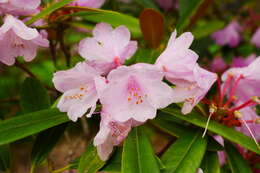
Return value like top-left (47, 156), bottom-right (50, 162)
top-left (201, 151), bottom-right (220, 173)
top-left (64, 7), bottom-right (141, 38)
top-left (151, 116), bottom-right (189, 138)
top-left (20, 78), bottom-right (50, 113)
top-left (25, 0), bottom-right (74, 25)
top-left (192, 20), bottom-right (225, 39)
top-left (122, 126), bottom-right (160, 173)
top-left (224, 141), bottom-right (252, 173)
top-left (101, 147), bottom-right (122, 173)
top-left (0, 108), bottom-right (69, 146)
top-left (0, 145), bottom-right (10, 171)
top-left (177, 0), bottom-right (204, 31)
top-left (139, 9), bottom-right (164, 48)
top-left (31, 123), bottom-right (68, 166)
top-left (161, 108), bottom-right (260, 154)
top-left (161, 130), bottom-right (207, 173)
top-left (77, 143), bottom-right (105, 173)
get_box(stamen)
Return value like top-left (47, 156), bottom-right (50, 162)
top-left (240, 118), bottom-right (260, 150)
top-left (224, 74), bottom-right (244, 107)
top-left (230, 99), bottom-right (256, 112)
top-left (202, 105), bottom-right (217, 138)
top-left (221, 74), bottom-right (233, 106)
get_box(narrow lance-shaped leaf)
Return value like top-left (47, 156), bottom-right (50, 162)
top-left (224, 141), bottom-right (252, 173)
top-left (161, 108), bottom-right (260, 154)
top-left (122, 126), bottom-right (160, 173)
top-left (59, 7), bottom-right (141, 38)
top-left (77, 143), bottom-right (105, 173)
top-left (201, 151), bottom-right (220, 173)
top-left (20, 77), bottom-right (50, 113)
top-left (177, 0), bottom-right (204, 31)
top-left (161, 130), bottom-right (207, 173)
top-left (0, 108), bottom-right (69, 146)
top-left (25, 0), bottom-right (74, 25)
top-left (139, 8), bottom-right (164, 49)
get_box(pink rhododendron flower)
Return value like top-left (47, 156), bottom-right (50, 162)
top-left (156, 31), bottom-right (217, 114)
top-left (53, 62), bottom-right (105, 122)
top-left (210, 57), bottom-right (228, 73)
top-left (97, 63), bottom-right (174, 122)
top-left (78, 23), bottom-right (137, 75)
top-left (0, 15), bottom-right (49, 66)
top-left (251, 28), bottom-right (260, 48)
top-left (69, 0), bottom-right (105, 8)
top-left (94, 112), bottom-right (142, 161)
top-left (231, 54), bottom-right (256, 68)
top-left (222, 56), bottom-right (260, 102)
top-left (211, 21), bottom-right (242, 47)
top-left (0, 0), bottom-right (40, 15)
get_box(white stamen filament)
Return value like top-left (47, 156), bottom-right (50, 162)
top-left (202, 106), bottom-right (216, 138)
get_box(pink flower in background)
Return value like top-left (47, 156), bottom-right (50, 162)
top-left (0, 15), bottom-right (49, 66)
top-left (210, 57), bottom-right (228, 73)
top-left (251, 28), bottom-right (260, 48)
top-left (97, 63), bottom-right (174, 122)
top-left (70, 0), bottom-right (105, 8)
top-left (94, 112), bottom-right (142, 161)
top-left (155, 0), bottom-right (175, 11)
top-left (0, 0), bottom-right (40, 15)
top-left (211, 21), bottom-right (242, 47)
top-left (78, 23), bottom-right (137, 75)
top-left (231, 54), bottom-right (256, 68)
top-left (53, 62), bottom-right (105, 122)
top-left (156, 31), bottom-right (217, 114)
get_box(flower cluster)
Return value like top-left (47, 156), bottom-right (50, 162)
top-left (53, 23), bottom-right (217, 160)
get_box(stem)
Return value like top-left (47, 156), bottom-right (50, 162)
top-left (29, 164), bottom-right (35, 173)
top-left (52, 165), bottom-right (71, 173)
top-left (15, 61), bottom-right (36, 78)
top-left (58, 25), bottom-right (71, 67)
top-left (49, 39), bottom-right (57, 67)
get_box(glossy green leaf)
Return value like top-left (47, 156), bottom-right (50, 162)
top-left (161, 108), bottom-right (260, 154)
top-left (192, 20), bottom-right (225, 39)
top-left (122, 126), bottom-right (160, 173)
top-left (25, 0), bottom-right (74, 25)
top-left (31, 123), bottom-right (68, 165)
top-left (64, 7), bottom-right (141, 37)
top-left (161, 130), bottom-right (207, 173)
top-left (20, 78), bottom-right (50, 113)
top-left (201, 151), bottom-right (220, 173)
top-left (139, 9), bottom-right (164, 48)
top-left (177, 0), bottom-right (204, 30)
top-left (0, 145), bottom-right (10, 171)
top-left (151, 116), bottom-right (189, 138)
top-left (207, 136), bottom-right (224, 152)
top-left (224, 141), bottom-right (252, 173)
top-left (78, 143), bottom-right (105, 173)
top-left (0, 108), bottom-right (69, 146)
top-left (101, 147), bottom-right (122, 173)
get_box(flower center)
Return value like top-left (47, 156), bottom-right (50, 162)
top-left (126, 76), bottom-right (147, 105)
